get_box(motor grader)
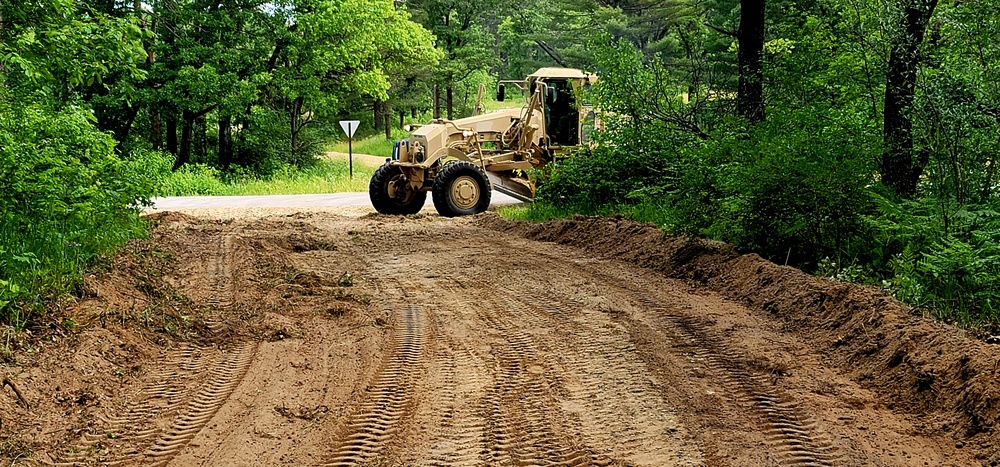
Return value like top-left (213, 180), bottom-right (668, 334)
top-left (369, 67), bottom-right (599, 217)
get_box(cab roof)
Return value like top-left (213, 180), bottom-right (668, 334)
top-left (528, 67), bottom-right (596, 81)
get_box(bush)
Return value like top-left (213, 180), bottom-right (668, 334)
top-left (159, 163), bottom-right (227, 196)
top-left (871, 196), bottom-right (1000, 326)
top-left (538, 119), bottom-right (693, 211)
top-left (0, 100), bottom-right (162, 324)
top-left (687, 110), bottom-right (878, 268)
top-left (537, 108), bottom-right (878, 269)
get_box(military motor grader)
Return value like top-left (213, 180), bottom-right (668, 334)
top-left (369, 67), bottom-right (599, 217)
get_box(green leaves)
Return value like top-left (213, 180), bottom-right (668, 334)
top-left (0, 0), bottom-right (146, 97)
top-left (0, 97), bottom-right (162, 324)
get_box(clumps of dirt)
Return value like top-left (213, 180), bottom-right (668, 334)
top-left (144, 210), bottom-right (200, 227)
top-left (479, 213), bottom-right (1000, 463)
top-left (359, 212), bottom-right (434, 223)
top-left (274, 404), bottom-right (329, 421)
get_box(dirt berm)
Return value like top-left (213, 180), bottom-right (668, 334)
top-left (477, 213), bottom-right (1000, 462)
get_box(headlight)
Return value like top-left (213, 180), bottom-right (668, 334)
top-left (462, 130), bottom-right (475, 138)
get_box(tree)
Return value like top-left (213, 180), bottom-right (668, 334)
top-left (407, 0), bottom-right (504, 119)
top-left (881, 0), bottom-right (939, 197)
top-left (737, 0), bottom-right (766, 122)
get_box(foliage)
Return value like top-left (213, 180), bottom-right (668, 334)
top-left (158, 159), bottom-right (376, 196)
top-left (864, 196), bottom-right (1000, 326)
top-left (0, 100), bottom-right (163, 324)
top-left (0, 0), bottom-right (147, 100)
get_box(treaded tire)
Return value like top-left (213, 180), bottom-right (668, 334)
top-left (432, 161), bottom-right (492, 217)
top-left (369, 163), bottom-right (426, 215)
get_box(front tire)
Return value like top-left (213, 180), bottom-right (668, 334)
top-left (369, 163), bottom-right (426, 215)
top-left (432, 161), bottom-right (492, 217)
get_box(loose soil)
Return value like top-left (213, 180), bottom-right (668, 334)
top-left (0, 210), bottom-right (997, 466)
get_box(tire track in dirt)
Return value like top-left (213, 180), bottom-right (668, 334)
top-left (500, 289), bottom-right (702, 466)
top-left (632, 293), bottom-right (841, 467)
top-left (512, 247), bottom-right (843, 466)
top-left (459, 286), bottom-right (609, 466)
top-left (203, 232), bottom-right (235, 333)
top-left (324, 300), bottom-right (425, 466)
top-left (477, 310), bottom-right (592, 465)
top-left (140, 341), bottom-right (258, 466)
top-left (582, 258), bottom-right (842, 467)
top-left (50, 344), bottom-right (216, 466)
top-left (390, 277), bottom-right (491, 466)
top-left (385, 274), bottom-right (604, 466)
top-left (413, 333), bottom-right (491, 466)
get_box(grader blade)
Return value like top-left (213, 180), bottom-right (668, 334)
top-left (486, 172), bottom-right (535, 203)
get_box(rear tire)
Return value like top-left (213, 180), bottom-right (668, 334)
top-left (432, 161), bottom-right (492, 217)
top-left (369, 163), bottom-right (427, 215)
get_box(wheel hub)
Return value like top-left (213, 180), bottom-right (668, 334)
top-left (451, 175), bottom-right (480, 209)
top-left (388, 175), bottom-right (413, 202)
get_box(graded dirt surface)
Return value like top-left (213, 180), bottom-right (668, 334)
top-left (1, 210), bottom-right (998, 466)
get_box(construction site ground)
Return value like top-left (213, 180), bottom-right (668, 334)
top-left (1, 208), bottom-right (999, 466)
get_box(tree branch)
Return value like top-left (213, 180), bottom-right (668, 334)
top-left (534, 40), bottom-right (568, 67)
top-left (705, 23), bottom-right (738, 38)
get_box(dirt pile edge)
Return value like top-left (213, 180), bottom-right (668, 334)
top-left (477, 213), bottom-right (1000, 457)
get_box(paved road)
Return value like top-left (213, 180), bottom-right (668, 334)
top-left (150, 192), bottom-right (520, 210)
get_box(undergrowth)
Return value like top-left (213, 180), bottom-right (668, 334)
top-left (158, 159), bottom-right (377, 196)
top-left (327, 130), bottom-right (407, 159)
top-left (0, 101), bottom-right (160, 327)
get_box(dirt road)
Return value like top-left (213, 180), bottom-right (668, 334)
top-left (2, 210), bottom-right (998, 466)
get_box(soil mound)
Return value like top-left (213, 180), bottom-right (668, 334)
top-left (478, 213), bottom-right (1000, 460)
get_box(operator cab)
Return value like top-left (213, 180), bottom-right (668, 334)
top-left (543, 80), bottom-right (578, 146)
top-left (497, 67), bottom-right (599, 150)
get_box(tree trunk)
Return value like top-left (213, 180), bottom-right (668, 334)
top-left (116, 105), bottom-right (140, 151)
top-left (291, 96), bottom-right (304, 158)
top-left (446, 86), bottom-right (454, 120)
top-left (411, 108), bottom-right (417, 119)
top-left (737, 0), bottom-right (766, 123)
top-left (433, 85), bottom-right (441, 119)
top-left (166, 116), bottom-right (178, 156)
top-left (174, 110), bottom-right (194, 170)
top-left (399, 110), bottom-right (405, 129)
top-left (219, 115), bottom-right (233, 168)
top-left (881, 0), bottom-right (938, 198)
top-left (195, 115), bottom-right (207, 162)
top-left (373, 99), bottom-right (383, 131)
top-left (152, 109), bottom-right (162, 151)
top-left (384, 102), bottom-right (392, 139)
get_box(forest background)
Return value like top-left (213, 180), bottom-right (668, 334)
top-left (3, 0), bottom-right (999, 331)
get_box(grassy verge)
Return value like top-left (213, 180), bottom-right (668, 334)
top-left (497, 204), bottom-right (589, 222)
top-left (498, 201), bottom-right (672, 227)
top-left (159, 159), bottom-right (378, 196)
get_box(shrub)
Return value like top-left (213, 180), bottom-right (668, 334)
top-left (0, 100), bottom-right (162, 324)
top-left (159, 163), bottom-right (227, 196)
top-left (871, 196), bottom-right (1000, 326)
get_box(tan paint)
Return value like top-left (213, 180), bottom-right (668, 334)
top-left (384, 67), bottom-right (601, 206)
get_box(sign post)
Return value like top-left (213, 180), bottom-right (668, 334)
top-left (339, 120), bottom-right (361, 179)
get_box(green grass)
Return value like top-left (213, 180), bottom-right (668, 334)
top-left (497, 203), bottom-right (582, 222)
top-left (481, 95), bottom-right (527, 113)
top-left (159, 159), bottom-right (377, 196)
top-left (327, 131), bottom-right (405, 158)
top-left (498, 200), bottom-right (676, 229)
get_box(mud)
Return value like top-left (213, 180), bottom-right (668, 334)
top-left (0, 210), bottom-right (994, 465)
